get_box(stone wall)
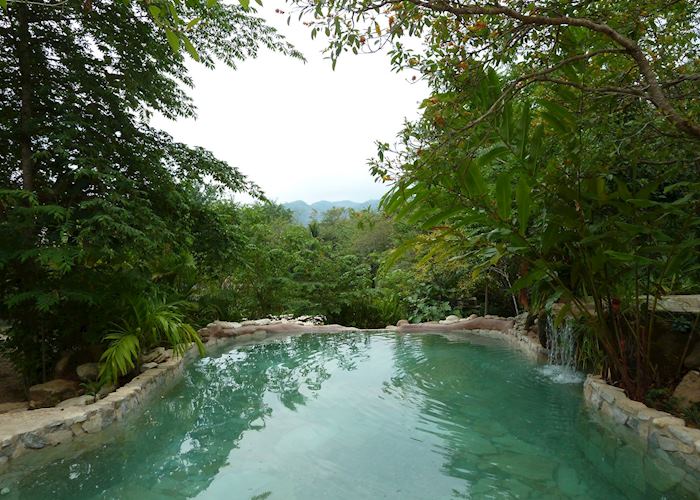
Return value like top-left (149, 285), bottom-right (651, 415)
top-left (0, 315), bottom-right (541, 471)
top-left (0, 317), bottom-right (358, 471)
top-left (9, 312), bottom-right (696, 487)
top-left (583, 374), bottom-right (700, 493)
top-left (0, 345), bottom-right (202, 471)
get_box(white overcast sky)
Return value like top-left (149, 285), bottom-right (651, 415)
top-left (151, 0), bottom-right (428, 204)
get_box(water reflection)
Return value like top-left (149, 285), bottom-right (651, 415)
top-left (3, 332), bottom-right (698, 499)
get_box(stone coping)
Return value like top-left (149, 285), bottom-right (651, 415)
top-left (0, 317), bottom-right (543, 472)
top-left (7, 315), bottom-right (697, 488)
top-left (583, 375), bottom-right (700, 481)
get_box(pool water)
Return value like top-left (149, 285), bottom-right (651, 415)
top-left (2, 332), bottom-right (697, 499)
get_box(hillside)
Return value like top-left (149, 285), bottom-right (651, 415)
top-left (282, 199), bottom-right (380, 225)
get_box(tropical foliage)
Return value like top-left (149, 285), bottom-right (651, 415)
top-left (0, 0), bottom-right (298, 386)
top-left (290, 0), bottom-right (700, 398)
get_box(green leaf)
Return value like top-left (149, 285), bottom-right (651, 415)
top-left (518, 101), bottom-right (531, 160)
top-left (185, 17), bottom-right (201, 31)
top-left (183, 36), bottom-right (200, 61)
top-left (148, 5), bottom-right (161, 18)
top-left (459, 160), bottom-right (486, 197)
top-left (495, 173), bottom-right (511, 220)
top-left (516, 176), bottom-right (531, 235)
top-left (476, 144), bottom-right (509, 167)
top-left (239, 0), bottom-right (250, 10)
top-left (165, 29), bottom-right (180, 53)
top-left (529, 124), bottom-right (544, 163)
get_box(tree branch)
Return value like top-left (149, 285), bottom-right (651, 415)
top-left (406, 0), bottom-right (700, 140)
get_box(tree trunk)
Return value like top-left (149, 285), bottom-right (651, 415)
top-left (16, 4), bottom-right (34, 192)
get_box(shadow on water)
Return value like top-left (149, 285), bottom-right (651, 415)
top-left (2, 332), bottom-right (698, 499)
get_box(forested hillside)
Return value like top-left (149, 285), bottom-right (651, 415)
top-left (282, 199), bottom-right (380, 224)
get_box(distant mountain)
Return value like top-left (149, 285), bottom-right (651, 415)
top-left (282, 199), bottom-right (380, 225)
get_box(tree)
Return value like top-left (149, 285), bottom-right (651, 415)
top-left (291, 0), bottom-right (700, 397)
top-left (294, 0), bottom-right (699, 139)
top-left (0, 0), bottom-right (300, 384)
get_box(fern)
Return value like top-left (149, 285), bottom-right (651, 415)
top-left (98, 296), bottom-right (204, 384)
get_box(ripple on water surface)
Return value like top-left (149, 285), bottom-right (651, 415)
top-left (2, 332), bottom-right (697, 499)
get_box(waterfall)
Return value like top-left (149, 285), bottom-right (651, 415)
top-left (538, 316), bottom-right (584, 384)
top-left (546, 316), bottom-right (577, 368)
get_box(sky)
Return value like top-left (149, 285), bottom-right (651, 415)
top-left (151, 0), bottom-right (428, 204)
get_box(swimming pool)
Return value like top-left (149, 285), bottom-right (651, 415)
top-left (1, 332), bottom-right (696, 498)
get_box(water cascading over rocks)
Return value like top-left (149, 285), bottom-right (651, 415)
top-left (539, 316), bottom-right (584, 384)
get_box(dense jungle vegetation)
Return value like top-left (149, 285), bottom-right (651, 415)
top-left (1, 0), bottom-right (699, 405)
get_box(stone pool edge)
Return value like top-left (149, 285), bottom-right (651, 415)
top-left (583, 374), bottom-right (700, 476)
top-left (0, 345), bottom-right (197, 470)
top-left (0, 321), bottom-right (543, 470)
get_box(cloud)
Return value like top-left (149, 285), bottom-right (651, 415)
top-left (151, 0), bottom-right (427, 203)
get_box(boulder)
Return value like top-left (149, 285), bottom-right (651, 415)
top-left (154, 348), bottom-right (173, 363)
top-left (684, 342), bottom-right (700, 370)
top-left (141, 347), bottom-right (165, 364)
top-left (396, 319), bottom-right (409, 327)
top-left (673, 370), bottom-right (700, 410)
top-left (76, 362), bottom-right (99, 381)
top-left (140, 362), bottom-right (158, 372)
top-left (29, 379), bottom-right (81, 409)
top-left (445, 315), bottom-right (460, 323)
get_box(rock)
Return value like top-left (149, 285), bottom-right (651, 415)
top-left (644, 455), bottom-right (686, 492)
top-left (140, 362), bottom-right (158, 372)
top-left (396, 319), bottom-right (409, 327)
top-left (667, 425), bottom-right (700, 445)
top-left (96, 383), bottom-right (116, 399)
top-left (217, 321), bottom-right (241, 329)
top-left (673, 370), bottom-right (700, 410)
top-left (252, 330), bottom-right (267, 340)
top-left (255, 318), bottom-right (271, 326)
top-left (141, 347), bottom-right (165, 364)
top-left (652, 416), bottom-right (685, 429)
top-left (76, 362), bottom-right (99, 381)
top-left (21, 432), bottom-right (47, 449)
top-left (385, 325), bottom-right (398, 331)
top-left (684, 343), bottom-right (700, 369)
top-left (154, 349), bottom-right (173, 363)
top-left (56, 394), bottom-right (95, 408)
top-left (0, 402), bottom-right (28, 414)
top-left (82, 413), bottom-right (103, 434)
top-left (205, 323), bottom-right (222, 337)
top-left (0, 487), bottom-right (9, 495)
top-left (467, 314), bottom-right (478, 320)
top-left (29, 379), bottom-right (81, 408)
top-left (445, 315), bottom-right (460, 322)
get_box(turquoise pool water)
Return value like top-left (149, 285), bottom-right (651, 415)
top-left (2, 332), bottom-right (696, 499)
